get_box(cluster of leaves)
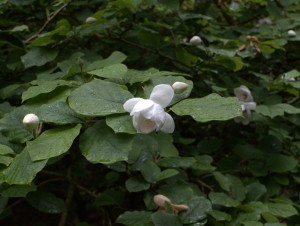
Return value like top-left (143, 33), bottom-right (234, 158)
top-left (0, 0), bottom-right (300, 225)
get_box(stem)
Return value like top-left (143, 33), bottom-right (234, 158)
top-left (58, 168), bottom-right (74, 226)
top-left (25, 3), bottom-right (69, 43)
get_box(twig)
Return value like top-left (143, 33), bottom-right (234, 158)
top-left (195, 179), bottom-right (214, 192)
top-left (59, 168), bottom-right (74, 226)
top-left (24, 3), bottom-right (69, 43)
top-left (212, 0), bottom-right (235, 25)
top-left (75, 183), bottom-right (98, 198)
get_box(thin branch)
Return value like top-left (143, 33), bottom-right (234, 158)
top-left (212, 0), bottom-right (235, 25)
top-left (195, 179), bottom-right (214, 192)
top-left (24, 3), bottom-right (69, 43)
top-left (75, 183), bottom-right (98, 198)
top-left (59, 168), bottom-right (74, 226)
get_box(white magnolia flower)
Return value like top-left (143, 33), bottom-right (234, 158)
top-left (123, 84), bottom-right (175, 134)
top-left (234, 85), bottom-right (256, 125)
top-left (172, 81), bottom-right (188, 94)
top-left (189, 35), bottom-right (202, 46)
top-left (288, 30), bottom-right (296, 37)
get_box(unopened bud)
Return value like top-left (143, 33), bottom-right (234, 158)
top-left (172, 204), bottom-right (189, 213)
top-left (23, 113), bottom-right (39, 130)
top-left (288, 30), bottom-right (296, 37)
top-left (172, 82), bottom-right (188, 94)
top-left (85, 17), bottom-right (97, 23)
top-left (189, 35), bottom-right (202, 46)
top-left (153, 194), bottom-right (171, 207)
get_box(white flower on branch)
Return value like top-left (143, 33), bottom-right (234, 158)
top-left (189, 35), bottom-right (202, 46)
top-left (234, 85), bottom-right (256, 125)
top-left (172, 81), bottom-right (188, 94)
top-left (123, 84), bottom-right (175, 134)
top-left (23, 113), bottom-right (42, 138)
top-left (288, 30), bottom-right (297, 37)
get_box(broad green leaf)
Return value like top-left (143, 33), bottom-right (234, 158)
top-left (106, 114), bottom-right (136, 134)
top-left (216, 56), bottom-right (244, 72)
top-left (79, 121), bottom-right (133, 164)
top-left (266, 153), bottom-right (298, 173)
top-left (125, 177), bottom-right (150, 192)
top-left (68, 79), bottom-right (133, 116)
top-left (171, 94), bottom-right (242, 122)
top-left (26, 191), bottom-right (64, 214)
top-left (95, 189), bottom-right (125, 206)
top-left (213, 172), bottom-right (230, 191)
top-left (209, 192), bottom-right (240, 207)
top-left (156, 133), bottom-right (179, 157)
top-left (21, 47), bottom-right (58, 68)
top-left (124, 68), bottom-right (160, 84)
top-left (180, 196), bottom-right (212, 224)
top-left (2, 149), bottom-right (47, 185)
top-left (209, 210), bottom-right (232, 221)
top-left (27, 124), bottom-right (81, 161)
top-left (22, 80), bottom-right (77, 102)
top-left (116, 211), bottom-right (153, 226)
top-left (141, 160), bottom-right (161, 183)
top-left (38, 101), bottom-right (85, 125)
top-left (241, 221), bottom-right (263, 226)
top-left (85, 51), bottom-right (127, 71)
top-left (158, 181), bottom-right (194, 204)
top-left (8, 0), bottom-right (36, 5)
top-left (0, 144), bottom-right (15, 155)
top-left (191, 155), bottom-right (216, 172)
top-left (157, 157), bottom-right (196, 168)
top-left (0, 144), bottom-right (15, 165)
top-left (156, 169), bottom-right (178, 182)
top-left (246, 182), bottom-right (267, 202)
top-left (151, 212), bottom-right (182, 226)
top-left (267, 203), bottom-right (298, 217)
top-left (264, 224), bottom-right (286, 226)
top-left (88, 64), bottom-right (128, 80)
top-left (176, 47), bottom-right (198, 66)
top-left (255, 104), bottom-right (300, 118)
top-left (1, 184), bottom-right (36, 197)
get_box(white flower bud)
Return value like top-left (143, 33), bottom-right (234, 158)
top-left (172, 82), bottom-right (188, 94)
top-left (153, 194), bottom-right (171, 207)
top-left (189, 35), bottom-right (202, 45)
top-left (23, 113), bottom-right (39, 130)
top-left (288, 30), bottom-right (296, 37)
top-left (85, 17), bottom-right (97, 23)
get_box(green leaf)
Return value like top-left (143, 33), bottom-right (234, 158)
top-left (38, 101), bottom-right (85, 125)
top-left (180, 196), bottom-right (212, 224)
top-left (68, 79), bottom-right (133, 116)
top-left (266, 153), bottom-right (298, 173)
top-left (246, 182), bottom-right (267, 202)
top-left (21, 47), bottom-right (58, 68)
top-left (157, 157), bottom-right (196, 168)
top-left (85, 51), bottom-right (127, 71)
top-left (125, 177), bottom-right (150, 192)
top-left (79, 121), bottom-right (133, 164)
top-left (209, 192), bottom-right (240, 207)
top-left (116, 211), bottom-right (153, 226)
top-left (151, 212), bottom-right (182, 226)
top-left (2, 149), bottom-right (47, 185)
top-left (26, 191), bottom-right (65, 214)
top-left (156, 169), bottom-right (178, 182)
top-left (267, 203), bottom-right (298, 218)
top-left (22, 80), bottom-right (76, 102)
top-left (176, 47), bottom-right (198, 66)
top-left (171, 94), bottom-right (242, 122)
top-left (27, 124), bottom-right (81, 161)
top-left (1, 184), bottom-right (36, 197)
top-left (216, 56), bottom-right (244, 72)
top-left (208, 210), bottom-right (232, 221)
top-left (241, 221), bottom-right (263, 226)
top-left (106, 114), bottom-right (136, 134)
top-left (0, 144), bottom-right (15, 155)
top-left (95, 189), bottom-right (125, 206)
top-left (255, 104), bottom-right (300, 118)
top-left (88, 64), bottom-right (128, 80)
top-left (140, 160), bottom-right (161, 183)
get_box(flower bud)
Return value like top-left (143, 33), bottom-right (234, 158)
top-left (189, 35), bottom-right (202, 45)
top-left (23, 113), bottom-right (39, 130)
top-left (172, 82), bottom-right (188, 94)
top-left (288, 30), bottom-right (296, 37)
top-left (153, 194), bottom-right (171, 207)
top-left (85, 17), bottom-right (97, 23)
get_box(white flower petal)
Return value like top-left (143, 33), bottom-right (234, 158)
top-left (131, 99), bottom-right (154, 115)
top-left (234, 85), bottom-right (253, 102)
top-left (160, 113), bottom-right (175, 133)
top-left (150, 84), bottom-right (174, 108)
top-left (141, 103), bottom-right (166, 128)
top-left (123, 98), bottom-right (144, 112)
top-left (133, 113), bottom-right (156, 134)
